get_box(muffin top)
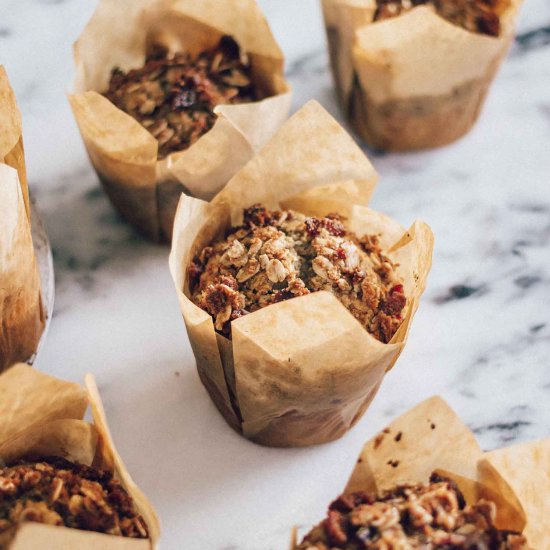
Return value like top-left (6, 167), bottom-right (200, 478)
top-left (374, 0), bottom-right (504, 37)
top-left (191, 205), bottom-right (406, 343)
top-left (0, 456), bottom-right (148, 545)
top-left (297, 474), bottom-right (527, 549)
top-left (104, 36), bottom-right (259, 159)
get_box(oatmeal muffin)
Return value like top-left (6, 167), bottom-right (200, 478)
top-left (104, 36), bottom-right (259, 160)
top-left (191, 205), bottom-right (406, 343)
top-left (0, 456), bottom-right (148, 547)
top-left (297, 474), bottom-right (527, 549)
top-left (321, 0), bottom-right (522, 151)
top-left (374, 0), bottom-right (504, 36)
top-left (71, 0), bottom-right (290, 241)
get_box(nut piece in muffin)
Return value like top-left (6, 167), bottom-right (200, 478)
top-left (297, 473), bottom-right (527, 549)
top-left (191, 205), bottom-right (406, 343)
top-left (0, 456), bottom-right (148, 547)
top-left (104, 36), bottom-right (260, 159)
top-left (374, 0), bottom-right (505, 37)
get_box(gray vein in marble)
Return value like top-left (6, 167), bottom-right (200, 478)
top-left (514, 25), bottom-right (550, 52)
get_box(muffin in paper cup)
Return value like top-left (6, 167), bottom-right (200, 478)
top-left (69, 0), bottom-right (291, 241)
top-left (292, 396), bottom-right (548, 548)
top-left (169, 101), bottom-right (434, 447)
top-left (0, 364), bottom-right (160, 549)
top-left (0, 67), bottom-right (45, 373)
top-left (321, 0), bottom-right (523, 151)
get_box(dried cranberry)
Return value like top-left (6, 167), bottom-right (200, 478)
top-left (305, 217), bottom-right (322, 237)
top-left (324, 218), bottom-right (346, 236)
top-left (336, 247), bottom-right (347, 260)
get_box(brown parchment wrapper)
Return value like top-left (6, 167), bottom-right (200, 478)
top-left (0, 162), bottom-right (44, 373)
top-left (482, 439), bottom-right (550, 549)
top-left (0, 364), bottom-right (160, 550)
top-left (321, 0), bottom-right (523, 151)
top-left (169, 100), bottom-right (434, 447)
top-left (291, 396), bottom-right (550, 547)
top-left (70, 0), bottom-right (291, 242)
top-left (0, 67), bottom-right (28, 218)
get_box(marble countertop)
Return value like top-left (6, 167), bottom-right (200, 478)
top-left (2, 0), bottom-right (550, 548)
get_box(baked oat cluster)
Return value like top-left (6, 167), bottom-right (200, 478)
top-left (297, 474), bottom-right (527, 549)
top-left (0, 457), bottom-right (148, 546)
top-left (191, 205), bottom-right (406, 343)
top-left (104, 36), bottom-right (259, 159)
top-left (374, 0), bottom-right (504, 36)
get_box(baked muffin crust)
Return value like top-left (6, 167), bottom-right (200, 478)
top-left (0, 457), bottom-right (148, 546)
top-left (104, 36), bottom-right (259, 159)
top-left (191, 205), bottom-right (406, 343)
top-left (297, 474), bottom-right (527, 549)
top-left (374, 0), bottom-right (504, 36)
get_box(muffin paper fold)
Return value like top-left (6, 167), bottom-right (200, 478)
top-left (292, 396), bottom-right (549, 547)
top-left (170, 101), bottom-right (434, 447)
top-left (70, 0), bottom-right (291, 241)
top-left (321, 0), bottom-right (523, 150)
top-left (0, 68), bottom-right (45, 373)
top-left (0, 364), bottom-right (160, 549)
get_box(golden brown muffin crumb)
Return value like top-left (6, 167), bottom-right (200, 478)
top-left (298, 473), bottom-right (527, 549)
top-left (191, 205), bottom-right (406, 343)
top-left (374, 0), bottom-right (505, 37)
top-left (0, 457), bottom-right (148, 547)
top-left (104, 36), bottom-right (259, 159)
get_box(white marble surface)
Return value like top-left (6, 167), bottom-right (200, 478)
top-left (2, 0), bottom-right (550, 548)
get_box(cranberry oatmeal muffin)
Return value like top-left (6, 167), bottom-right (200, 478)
top-left (297, 474), bottom-right (527, 549)
top-left (0, 456), bottom-right (148, 547)
top-left (191, 205), bottom-right (406, 343)
top-left (104, 36), bottom-right (260, 159)
top-left (374, 0), bottom-right (505, 37)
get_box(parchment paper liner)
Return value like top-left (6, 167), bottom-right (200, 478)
top-left (0, 68), bottom-right (45, 372)
top-left (170, 101), bottom-right (434, 447)
top-left (291, 396), bottom-right (548, 547)
top-left (70, 0), bottom-right (291, 242)
top-left (0, 364), bottom-right (160, 549)
top-left (321, 0), bottom-right (523, 151)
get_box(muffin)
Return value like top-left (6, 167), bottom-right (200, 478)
top-left (70, 0), bottom-right (291, 241)
top-left (104, 36), bottom-right (260, 161)
top-left (0, 457), bottom-right (147, 548)
top-left (291, 397), bottom-right (548, 549)
top-left (0, 364), bottom-right (160, 548)
top-left (170, 101), bottom-right (434, 447)
top-left (192, 205), bottom-right (406, 344)
top-left (0, 67), bottom-right (44, 373)
top-left (297, 474), bottom-right (527, 549)
top-left (321, 0), bottom-right (523, 151)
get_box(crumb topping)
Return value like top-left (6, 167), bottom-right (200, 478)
top-left (0, 457), bottom-right (148, 546)
top-left (297, 474), bottom-right (527, 549)
top-left (374, 0), bottom-right (505, 37)
top-left (191, 205), bottom-right (406, 343)
top-left (104, 36), bottom-right (259, 159)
